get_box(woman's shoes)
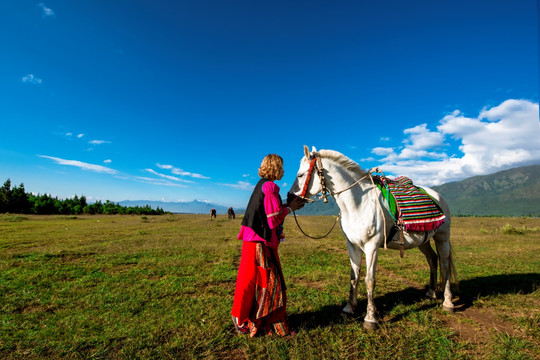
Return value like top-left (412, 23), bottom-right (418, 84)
top-left (233, 315), bottom-right (296, 338)
top-left (232, 315), bottom-right (249, 335)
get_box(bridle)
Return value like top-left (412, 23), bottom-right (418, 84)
top-left (299, 155), bottom-right (371, 202)
top-left (294, 154), bottom-right (389, 246)
top-left (293, 156), bottom-right (334, 239)
top-left (299, 157), bottom-right (331, 203)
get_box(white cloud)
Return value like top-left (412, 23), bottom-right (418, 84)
top-left (403, 123), bottom-right (446, 151)
top-left (156, 163), bottom-right (210, 179)
top-left (372, 147), bottom-right (396, 157)
top-left (77, 134), bottom-right (85, 138)
top-left (134, 176), bottom-right (188, 187)
top-left (38, 3), bottom-right (55, 17)
top-left (221, 181), bottom-right (254, 191)
top-left (104, 159), bottom-right (112, 164)
top-left (39, 155), bottom-right (117, 174)
top-left (145, 169), bottom-right (194, 183)
top-left (89, 140), bottom-right (111, 145)
top-left (370, 99), bottom-right (540, 186)
top-left (21, 74), bottom-right (42, 84)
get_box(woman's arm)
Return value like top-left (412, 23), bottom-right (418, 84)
top-left (263, 182), bottom-right (288, 229)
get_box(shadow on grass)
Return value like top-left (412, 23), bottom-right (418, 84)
top-left (289, 273), bottom-right (539, 330)
top-left (454, 272), bottom-right (539, 309)
top-left (289, 304), bottom-right (352, 331)
top-left (289, 287), bottom-right (432, 330)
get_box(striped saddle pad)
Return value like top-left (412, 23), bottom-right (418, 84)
top-left (376, 176), bottom-right (446, 232)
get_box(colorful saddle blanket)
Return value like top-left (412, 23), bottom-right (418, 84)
top-left (375, 176), bottom-right (446, 232)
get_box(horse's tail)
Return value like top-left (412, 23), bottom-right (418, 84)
top-left (448, 242), bottom-right (458, 285)
top-left (439, 241), bottom-right (458, 288)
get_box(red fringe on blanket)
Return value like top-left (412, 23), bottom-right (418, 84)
top-left (403, 218), bottom-right (446, 232)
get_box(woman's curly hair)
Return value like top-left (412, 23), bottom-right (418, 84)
top-left (258, 154), bottom-right (283, 181)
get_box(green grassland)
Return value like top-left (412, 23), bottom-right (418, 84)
top-left (1, 214), bottom-right (538, 359)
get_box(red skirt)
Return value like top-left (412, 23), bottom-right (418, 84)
top-left (231, 241), bottom-right (290, 336)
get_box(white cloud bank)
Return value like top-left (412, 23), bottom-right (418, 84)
top-left (145, 169), bottom-right (194, 183)
top-left (39, 155), bottom-right (117, 175)
top-left (156, 163), bottom-right (210, 179)
top-left (89, 140), bottom-right (111, 145)
top-left (370, 99), bottom-right (540, 186)
top-left (134, 176), bottom-right (188, 188)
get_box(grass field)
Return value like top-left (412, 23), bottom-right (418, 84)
top-left (1, 214), bottom-right (539, 359)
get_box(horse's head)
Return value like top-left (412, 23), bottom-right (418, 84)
top-left (287, 145), bottom-right (324, 203)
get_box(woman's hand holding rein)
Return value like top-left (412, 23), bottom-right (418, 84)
top-left (287, 196), bottom-right (306, 212)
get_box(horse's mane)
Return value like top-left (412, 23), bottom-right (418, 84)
top-left (315, 149), bottom-right (366, 176)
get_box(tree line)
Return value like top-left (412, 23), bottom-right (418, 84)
top-left (0, 179), bottom-right (167, 215)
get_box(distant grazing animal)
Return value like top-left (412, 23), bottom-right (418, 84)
top-left (210, 208), bottom-right (217, 218)
top-left (228, 207), bottom-right (235, 219)
top-left (288, 146), bottom-right (456, 329)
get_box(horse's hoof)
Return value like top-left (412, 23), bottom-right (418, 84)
top-left (342, 305), bottom-right (355, 315)
top-left (425, 289), bottom-right (437, 300)
top-left (363, 320), bottom-right (378, 330)
top-left (442, 305), bottom-right (455, 313)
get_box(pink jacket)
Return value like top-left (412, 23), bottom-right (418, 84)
top-left (237, 181), bottom-right (290, 249)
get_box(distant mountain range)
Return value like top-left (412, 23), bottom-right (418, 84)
top-left (432, 164), bottom-right (540, 216)
top-left (120, 165), bottom-right (540, 217)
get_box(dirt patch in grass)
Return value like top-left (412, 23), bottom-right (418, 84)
top-left (460, 308), bottom-right (523, 337)
top-left (441, 307), bottom-right (523, 343)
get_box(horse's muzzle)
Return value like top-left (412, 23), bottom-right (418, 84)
top-left (286, 192), bottom-right (297, 204)
top-left (287, 192), bottom-right (313, 203)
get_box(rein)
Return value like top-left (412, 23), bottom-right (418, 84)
top-left (292, 209), bottom-right (341, 239)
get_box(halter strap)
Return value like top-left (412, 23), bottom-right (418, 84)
top-left (299, 157), bottom-right (318, 198)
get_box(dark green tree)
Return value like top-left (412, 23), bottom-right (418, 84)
top-left (11, 183), bottom-right (30, 214)
top-left (0, 179), bottom-right (12, 213)
top-left (1, 178), bottom-right (169, 215)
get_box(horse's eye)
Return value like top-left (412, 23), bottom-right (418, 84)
top-left (298, 173), bottom-right (304, 178)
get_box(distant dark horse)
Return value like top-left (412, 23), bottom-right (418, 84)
top-left (228, 207), bottom-right (235, 219)
top-left (210, 208), bottom-right (217, 218)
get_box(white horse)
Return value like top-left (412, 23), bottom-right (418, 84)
top-left (288, 146), bottom-right (456, 329)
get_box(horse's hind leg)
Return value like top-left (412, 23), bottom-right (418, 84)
top-left (434, 230), bottom-right (455, 313)
top-left (418, 241), bottom-right (438, 299)
top-left (343, 240), bottom-right (363, 315)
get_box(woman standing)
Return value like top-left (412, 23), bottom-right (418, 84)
top-left (231, 154), bottom-right (305, 337)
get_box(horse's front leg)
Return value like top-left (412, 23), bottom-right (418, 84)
top-left (363, 242), bottom-right (379, 330)
top-left (418, 241), bottom-right (438, 299)
top-left (343, 240), bottom-right (363, 315)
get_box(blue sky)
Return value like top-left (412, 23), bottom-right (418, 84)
top-left (1, 1), bottom-right (538, 209)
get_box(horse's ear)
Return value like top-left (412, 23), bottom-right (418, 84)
top-left (311, 146), bottom-right (318, 153)
top-left (303, 145), bottom-right (310, 159)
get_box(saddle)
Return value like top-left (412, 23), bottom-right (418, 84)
top-left (373, 175), bottom-right (446, 256)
